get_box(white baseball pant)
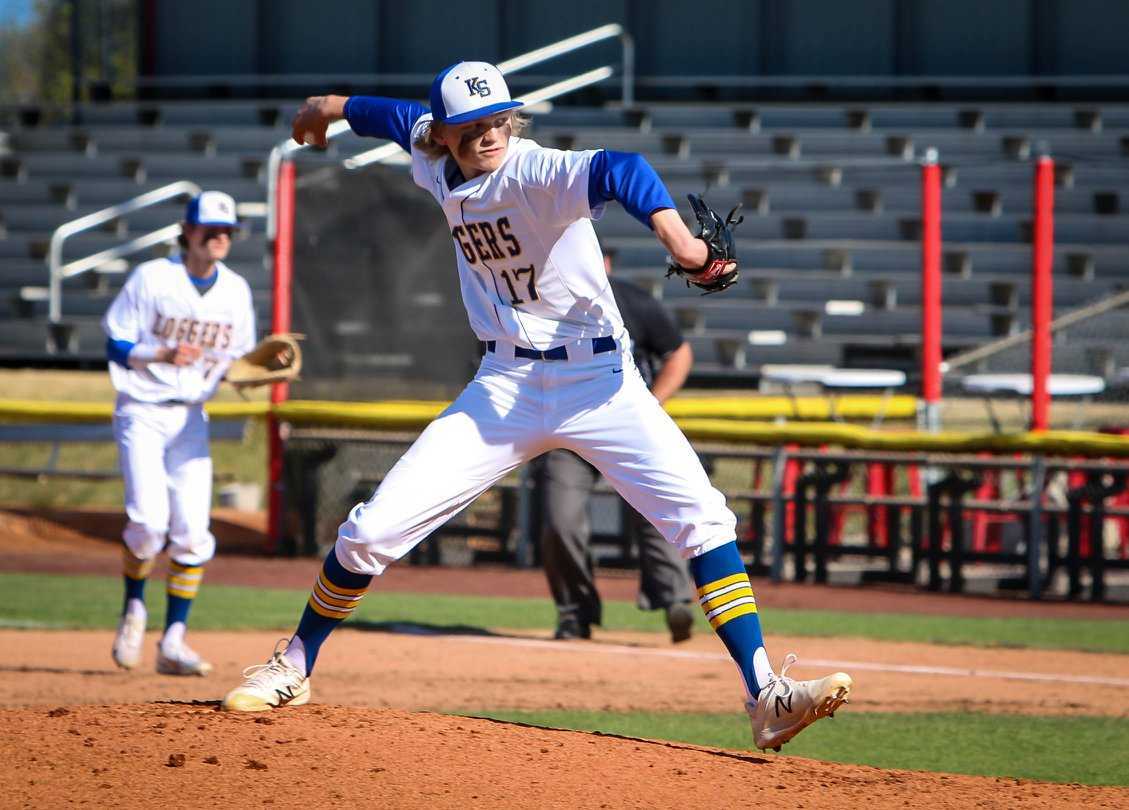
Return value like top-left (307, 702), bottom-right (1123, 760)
top-left (113, 395), bottom-right (216, 565)
top-left (335, 340), bottom-right (737, 575)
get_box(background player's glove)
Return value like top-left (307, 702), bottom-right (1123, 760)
top-left (667, 193), bottom-right (742, 294)
top-left (226, 333), bottom-right (303, 389)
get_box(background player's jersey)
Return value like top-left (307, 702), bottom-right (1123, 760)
top-left (102, 256), bottom-right (256, 403)
top-left (409, 114), bottom-right (624, 350)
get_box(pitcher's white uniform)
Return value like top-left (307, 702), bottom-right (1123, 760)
top-left (103, 255), bottom-right (255, 565)
top-left (333, 115), bottom-right (736, 576)
top-left (224, 65), bottom-right (852, 748)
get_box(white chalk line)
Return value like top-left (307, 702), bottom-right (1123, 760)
top-left (433, 632), bottom-right (1129, 688)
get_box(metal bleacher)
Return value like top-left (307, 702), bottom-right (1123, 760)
top-left (2, 98), bottom-right (1129, 382)
top-left (0, 101), bottom-right (296, 362)
top-left (562, 102), bottom-right (1129, 383)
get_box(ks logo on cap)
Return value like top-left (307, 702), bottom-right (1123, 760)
top-left (465, 77), bottom-right (491, 97)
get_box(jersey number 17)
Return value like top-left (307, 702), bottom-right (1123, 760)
top-left (498, 265), bottom-right (538, 305)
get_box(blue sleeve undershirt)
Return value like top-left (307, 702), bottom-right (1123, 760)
top-left (106, 338), bottom-right (135, 368)
top-left (343, 96), bottom-right (430, 152)
top-left (587, 150), bottom-right (676, 230)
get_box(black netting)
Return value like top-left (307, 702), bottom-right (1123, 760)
top-left (281, 430), bottom-right (533, 563)
top-left (290, 161), bottom-right (481, 400)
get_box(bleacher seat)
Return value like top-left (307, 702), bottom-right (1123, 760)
top-left (68, 178), bottom-right (263, 206)
top-left (0, 181), bottom-right (74, 207)
top-left (6, 153), bottom-right (142, 181)
top-left (5, 98), bottom-right (1129, 377)
top-left (139, 153), bottom-right (264, 181)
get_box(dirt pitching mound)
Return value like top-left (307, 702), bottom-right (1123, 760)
top-left (1, 704), bottom-right (1121, 809)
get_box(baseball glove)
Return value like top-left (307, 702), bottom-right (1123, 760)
top-left (666, 193), bottom-right (743, 294)
top-left (226, 333), bottom-right (303, 389)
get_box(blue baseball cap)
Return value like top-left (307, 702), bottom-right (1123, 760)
top-left (430, 61), bottom-right (523, 125)
top-left (185, 191), bottom-right (240, 227)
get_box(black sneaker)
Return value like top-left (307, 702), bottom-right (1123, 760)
top-left (665, 602), bottom-right (695, 644)
top-left (553, 617), bottom-right (591, 640)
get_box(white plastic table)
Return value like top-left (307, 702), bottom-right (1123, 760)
top-left (819, 368), bottom-right (907, 425)
top-left (760, 365), bottom-right (835, 422)
top-left (961, 373), bottom-right (1106, 431)
top-left (760, 365), bottom-right (907, 425)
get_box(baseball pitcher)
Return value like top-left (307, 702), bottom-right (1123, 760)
top-left (221, 63), bottom-right (851, 751)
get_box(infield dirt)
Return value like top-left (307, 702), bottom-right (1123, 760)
top-left (2, 507), bottom-right (1128, 808)
top-left (4, 703), bottom-right (1127, 810)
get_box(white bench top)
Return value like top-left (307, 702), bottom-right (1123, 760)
top-left (761, 365), bottom-right (906, 389)
top-left (961, 373), bottom-right (1106, 397)
top-left (760, 364), bottom-right (835, 385)
top-left (820, 368), bottom-right (907, 390)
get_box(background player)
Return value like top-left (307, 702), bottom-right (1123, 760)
top-left (540, 248), bottom-right (697, 643)
top-left (222, 62), bottom-right (851, 751)
top-left (103, 191), bottom-right (256, 676)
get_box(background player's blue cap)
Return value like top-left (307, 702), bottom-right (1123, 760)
top-left (185, 191), bottom-right (240, 228)
top-left (429, 61), bottom-right (523, 125)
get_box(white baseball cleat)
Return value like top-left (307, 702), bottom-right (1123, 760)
top-left (747, 653), bottom-right (852, 752)
top-left (222, 639), bottom-right (310, 712)
top-left (156, 641), bottom-right (214, 677)
top-left (111, 612), bottom-right (146, 670)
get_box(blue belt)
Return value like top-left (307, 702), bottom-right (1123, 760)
top-left (486, 335), bottom-right (616, 361)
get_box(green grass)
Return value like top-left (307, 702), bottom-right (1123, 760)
top-left (1, 572), bottom-right (1127, 654)
top-left (468, 709), bottom-right (1129, 786)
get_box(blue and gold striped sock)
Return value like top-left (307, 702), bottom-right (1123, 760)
top-left (291, 548), bottom-right (372, 675)
top-left (121, 547), bottom-right (155, 615)
top-left (165, 560), bottom-right (205, 629)
top-left (689, 541), bottom-right (774, 700)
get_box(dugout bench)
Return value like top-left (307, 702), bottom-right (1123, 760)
top-left (279, 428), bottom-right (1129, 602)
top-left (725, 446), bottom-right (1129, 603)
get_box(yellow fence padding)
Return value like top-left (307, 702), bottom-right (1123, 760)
top-left (0, 396), bottom-right (909, 425)
top-left (275, 396), bottom-right (917, 425)
top-left (663, 395), bottom-right (917, 421)
top-left (3, 398), bottom-right (1129, 457)
top-left (276, 400), bottom-right (447, 428)
top-left (675, 419), bottom-right (1129, 458)
top-left (0, 399), bottom-right (268, 423)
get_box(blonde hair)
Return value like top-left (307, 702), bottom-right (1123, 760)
top-left (413, 111), bottom-right (531, 161)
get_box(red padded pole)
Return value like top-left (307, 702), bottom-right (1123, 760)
top-left (919, 149), bottom-right (942, 432)
top-left (1031, 155), bottom-right (1055, 431)
top-left (266, 158), bottom-right (296, 552)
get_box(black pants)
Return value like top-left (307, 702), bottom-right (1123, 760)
top-left (538, 449), bottom-right (694, 626)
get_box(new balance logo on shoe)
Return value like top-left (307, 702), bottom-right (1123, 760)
top-left (274, 686), bottom-right (297, 705)
top-left (774, 690), bottom-right (793, 717)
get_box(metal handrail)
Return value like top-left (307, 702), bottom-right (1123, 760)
top-left (59, 224), bottom-right (182, 280)
top-left (495, 23), bottom-right (629, 88)
top-left (267, 23), bottom-right (634, 236)
top-left (47, 180), bottom-right (201, 323)
top-left (344, 66), bottom-right (616, 170)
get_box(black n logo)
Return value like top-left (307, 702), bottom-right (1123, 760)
top-left (774, 692), bottom-right (793, 717)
